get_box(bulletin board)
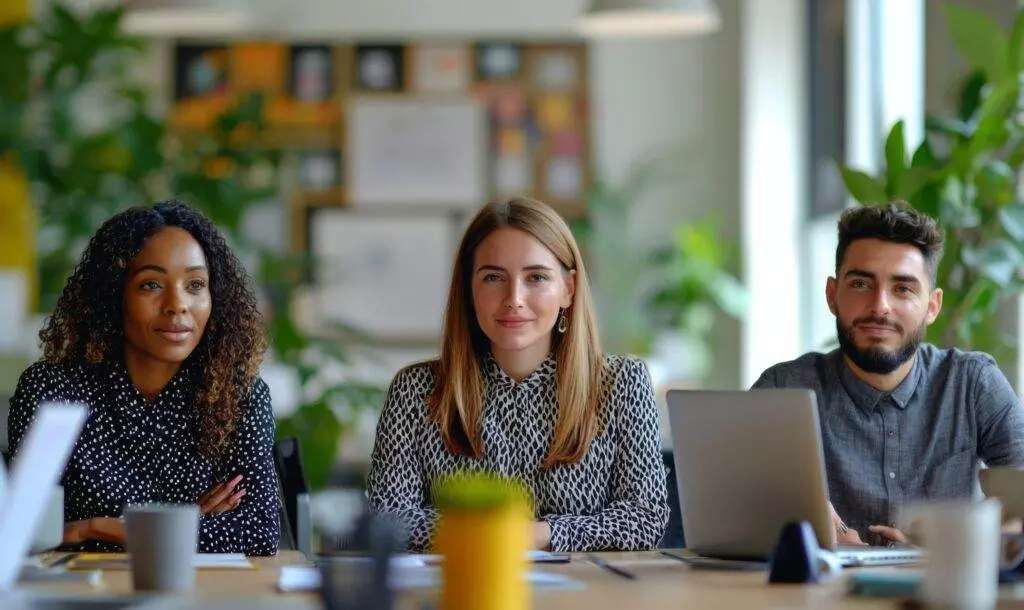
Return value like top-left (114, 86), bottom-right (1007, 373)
top-left (169, 39), bottom-right (590, 341)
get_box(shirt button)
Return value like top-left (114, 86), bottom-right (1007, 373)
top-left (888, 430), bottom-right (895, 437)
top-left (888, 472), bottom-right (896, 479)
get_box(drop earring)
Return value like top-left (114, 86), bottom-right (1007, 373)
top-left (556, 308), bottom-right (568, 334)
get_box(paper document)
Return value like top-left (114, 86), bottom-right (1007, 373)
top-left (68, 553), bottom-right (253, 571)
top-left (279, 558), bottom-right (584, 593)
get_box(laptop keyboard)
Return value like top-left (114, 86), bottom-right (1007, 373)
top-left (836, 546), bottom-right (925, 566)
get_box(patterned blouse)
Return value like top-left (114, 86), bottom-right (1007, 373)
top-left (366, 354), bottom-right (669, 553)
top-left (7, 360), bottom-right (280, 556)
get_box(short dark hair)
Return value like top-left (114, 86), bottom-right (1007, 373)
top-left (835, 202), bottom-right (945, 284)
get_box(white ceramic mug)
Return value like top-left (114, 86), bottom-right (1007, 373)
top-left (918, 499), bottom-right (1002, 610)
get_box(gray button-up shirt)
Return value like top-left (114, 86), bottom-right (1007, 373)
top-left (752, 344), bottom-right (1024, 544)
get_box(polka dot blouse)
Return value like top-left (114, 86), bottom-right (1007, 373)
top-left (7, 360), bottom-right (280, 556)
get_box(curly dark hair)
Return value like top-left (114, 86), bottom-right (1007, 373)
top-left (39, 200), bottom-right (268, 459)
top-left (836, 202), bottom-right (945, 283)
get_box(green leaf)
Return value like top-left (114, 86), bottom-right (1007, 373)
top-left (1008, 134), bottom-right (1024, 167)
top-left (895, 167), bottom-right (935, 201)
top-left (969, 82), bottom-right (1018, 158)
top-left (998, 202), bottom-right (1024, 242)
top-left (962, 240), bottom-right (1024, 287)
top-left (1009, 9), bottom-right (1024, 74)
top-left (910, 139), bottom-right (938, 168)
top-left (957, 71), bottom-right (988, 122)
top-left (837, 164), bottom-right (887, 204)
top-left (884, 120), bottom-right (907, 195)
top-left (925, 116), bottom-right (972, 139)
top-left (275, 401), bottom-right (341, 491)
top-left (943, 4), bottom-right (1009, 84)
top-left (975, 161), bottom-right (1014, 207)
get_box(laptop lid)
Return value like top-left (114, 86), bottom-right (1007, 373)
top-left (0, 402), bottom-right (88, 590)
top-left (666, 389), bottom-right (836, 560)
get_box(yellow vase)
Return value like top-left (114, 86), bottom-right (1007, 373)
top-left (434, 504), bottom-right (530, 610)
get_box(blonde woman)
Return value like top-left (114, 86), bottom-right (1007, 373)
top-left (366, 198), bottom-right (669, 552)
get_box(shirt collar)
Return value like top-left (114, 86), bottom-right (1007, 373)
top-left (484, 352), bottom-right (556, 390)
top-left (105, 356), bottom-right (200, 406)
top-left (835, 347), bottom-right (923, 411)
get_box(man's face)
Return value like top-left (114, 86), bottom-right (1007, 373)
top-left (827, 238), bottom-right (943, 374)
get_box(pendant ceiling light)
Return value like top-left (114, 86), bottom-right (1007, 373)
top-left (577, 0), bottom-right (721, 38)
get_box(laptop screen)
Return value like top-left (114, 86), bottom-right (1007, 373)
top-left (0, 402), bottom-right (87, 590)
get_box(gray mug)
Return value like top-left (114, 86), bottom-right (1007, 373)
top-left (28, 486), bottom-right (63, 554)
top-left (124, 503), bottom-right (200, 592)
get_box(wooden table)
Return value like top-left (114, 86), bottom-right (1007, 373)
top-left (12, 550), bottom-right (1024, 609)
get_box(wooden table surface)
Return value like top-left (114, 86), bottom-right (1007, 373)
top-left (11, 550), bottom-right (1024, 609)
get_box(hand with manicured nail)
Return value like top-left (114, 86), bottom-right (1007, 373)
top-left (199, 474), bottom-right (247, 515)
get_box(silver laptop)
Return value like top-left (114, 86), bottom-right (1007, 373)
top-left (665, 388), bottom-right (923, 567)
top-left (0, 402), bottom-right (88, 590)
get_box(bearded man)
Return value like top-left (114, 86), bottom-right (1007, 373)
top-left (752, 202), bottom-right (1024, 546)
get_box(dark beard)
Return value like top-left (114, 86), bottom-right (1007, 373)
top-left (835, 317), bottom-right (925, 375)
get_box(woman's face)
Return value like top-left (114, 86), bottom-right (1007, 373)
top-left (471, 227), bottom-right (575, 359)
top-left (122, 227), bottom-right (212, 366)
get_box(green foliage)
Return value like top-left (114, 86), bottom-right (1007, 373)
top-left (836, 4), bottom-right (1024, 361)
top-left (647, 217), bottom-right (747, 345)
top-left (0, 2), bottom-right (382, 490)
top-left (432, 471), bottom-right (532, 512)
top-left (575, 152), bottom-right (747, 381)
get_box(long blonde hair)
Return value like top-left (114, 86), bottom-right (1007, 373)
top-left (427, 197), bottom-right (604, 468)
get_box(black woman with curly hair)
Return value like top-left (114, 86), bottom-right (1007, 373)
top-left (7, 201), bottom-right (280, 555)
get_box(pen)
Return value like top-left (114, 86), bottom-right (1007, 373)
top-left (46, 552), bottom-right (79, 570)
top-left (584, 553), bottom-right (637, 580)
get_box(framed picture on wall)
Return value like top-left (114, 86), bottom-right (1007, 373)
top-left (347, 97), bottom-right (486, 206)
top-left (289, 44), bottom-right (334, 103)
top-left (355, 44), bottom-right (405, 92)
top-left (475, 42), bottom-right (522, 81)
top-left (530, 49), bottom-right (579, 92)
top-left (174, 44), bottom-right (230, 101)
top-left (298, 149), bottom-right (342, 189)
top-left (305, 207), bottom-right (462, 340)
top-left (412, 44), bottom-right (470, 93)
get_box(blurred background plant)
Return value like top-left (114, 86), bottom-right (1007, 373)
top-left (575, 151), bottom-right (747, 384)
top-left (0, 2), bottom-right (382, 489)
top-left (837, 4), bottom-right (1024, 365)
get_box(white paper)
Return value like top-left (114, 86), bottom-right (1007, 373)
top-left (0, 403), bottom-right (88, 590)
top-left (347, 98), bottom-right (486, 206)
top-left (278, 562), bottom-right (583, 593)
top-left (194, 553), bottom-right (252, 569)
